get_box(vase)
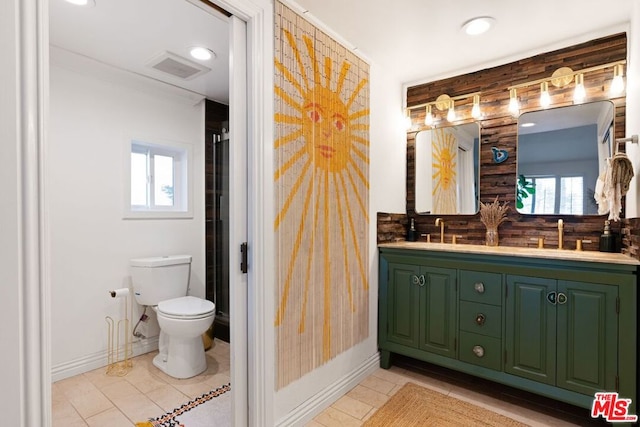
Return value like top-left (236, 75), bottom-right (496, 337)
top-left (485, 227), bottom-right (499, 246)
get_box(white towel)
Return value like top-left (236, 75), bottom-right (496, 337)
top-left (594, 153), bottom-right (634, 222)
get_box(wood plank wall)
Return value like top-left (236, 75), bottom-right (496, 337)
top-left (379, 33), bottom-right (631, 254)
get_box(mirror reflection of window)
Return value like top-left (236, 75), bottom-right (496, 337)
top-left (516, 101), bottom-right (613, 216)
top-left (519, 176), bottom-right (584, 215)
top-left (415, 122), bottom-right (480, 215)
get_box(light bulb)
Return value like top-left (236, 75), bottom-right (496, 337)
top-left (471, 95), bottom-right (481, 119)
top-left (540, 81), bottom-right (551, 108)
top-left (573, 74), bottom-right (586, 104)
top-left (508, 88), bottom-right (519, 116)
top-left (610, 64), bottom-right (625, 96)
top-left (424, 105), bottom-right (434, 126)
top-left (404, 109), bottom-right (412, 130)
top-left (447, 100), bottom-right (456, 122)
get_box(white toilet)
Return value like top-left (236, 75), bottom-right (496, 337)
top-left (130, 255), bottom-right (215, 379)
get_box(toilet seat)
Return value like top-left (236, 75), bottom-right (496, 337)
top-left (156, 296), bottom-right (215, 320)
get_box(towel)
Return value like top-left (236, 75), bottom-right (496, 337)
top-left (594, 153), bottom-right (634, 221)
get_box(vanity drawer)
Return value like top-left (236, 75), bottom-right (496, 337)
top-left (458, 331), bottom-right (501, 371)
top-left (459, 301), bottom-right (501, 338)
top-left (459, 270), bottom-right (502, 305)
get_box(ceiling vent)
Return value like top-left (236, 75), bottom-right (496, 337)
top-left (146, 51), bottom-right (210, 80)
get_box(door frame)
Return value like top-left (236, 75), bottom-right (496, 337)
top-left (9, 0), bottom-right (274, 425)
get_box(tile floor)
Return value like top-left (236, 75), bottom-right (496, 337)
top-left (307, 355), bottom-right (608, 427)
top-left (52, 339), bottom-right (231, 426)
top-left (54, 343), bottom-right (606, 427)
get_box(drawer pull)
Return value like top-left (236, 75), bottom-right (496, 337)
top-left (475, 313), bottom-right (486, 326)
top-left (474, 282), bottom-right (485, 294)
top-left (472, 345), bottom-right (485, 358)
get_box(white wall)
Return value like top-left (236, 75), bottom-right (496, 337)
top-left (625, 3), bottom-right (640, 218)
top-left (48, 52), bottom-right (206, 380)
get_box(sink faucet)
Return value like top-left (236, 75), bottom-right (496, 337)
top-left (435, 217), bottom-right (445, 243)
top-left (557, 219), bottom-right (564, 249)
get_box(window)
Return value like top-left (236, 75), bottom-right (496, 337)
top-left (520, 175), bottom-right (584, 215)
top-left (125, 139), bottom-right (192, 219)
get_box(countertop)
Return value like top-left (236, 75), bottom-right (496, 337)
top-left (379, 241), bottom-right (640, 266)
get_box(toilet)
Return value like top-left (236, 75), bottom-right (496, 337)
top-left (130, 255), bottom-right (215, 379)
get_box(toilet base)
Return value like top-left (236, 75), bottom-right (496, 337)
top-left (153, 334), bottom-right (208, 379)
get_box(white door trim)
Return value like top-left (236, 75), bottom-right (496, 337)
top-left (6, 0), bottom-right (52, 425)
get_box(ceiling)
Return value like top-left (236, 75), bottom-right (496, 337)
top-left (49, 0), bottom-right (230, 103)
top-left (49, 0), bottom-right (633, 105)
top-left (295, 0), bottom-right (634, 86)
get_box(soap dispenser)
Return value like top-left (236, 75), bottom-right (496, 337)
top-left (599, 220), bottom-right (614, 252)
top-left (407, 218), bottom-right (418, 242)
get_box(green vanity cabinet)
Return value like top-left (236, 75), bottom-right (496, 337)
top-left (378, 244), bottom-right (638, 413)
top-left (383, 261), bottom-right (456, 361)
top-left (506, 276), bottom-right (618, 396)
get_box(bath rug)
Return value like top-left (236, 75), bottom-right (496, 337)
top-left (363, 382), bottom-right (528, 426)
top-left (136, 382), bottom-right (231, 427)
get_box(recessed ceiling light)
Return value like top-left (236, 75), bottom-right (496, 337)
top-left (65, 0), bottom-right (96, 6)
top-left (189, 47), bottom-right (216, 61)
top-left (461, 16), bottom-right (495, 36)
top-left (521, 122), bottom-right (536, 128)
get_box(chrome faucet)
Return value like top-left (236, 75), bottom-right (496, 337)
top-left (435, 217), bottom-right (445, 243)
top-left (557, 219), bottom-right (564, 249)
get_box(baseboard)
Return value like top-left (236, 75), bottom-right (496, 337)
top-left (276, 352), bottom-right (381, 426)
top-left (51, 336), bottom-right (159, 382)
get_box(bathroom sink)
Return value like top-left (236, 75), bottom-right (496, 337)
top-left (379, 241), bottom-right (640, 265)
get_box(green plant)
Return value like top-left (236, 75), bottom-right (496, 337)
top-left (516, 175), bottom-right (535, 209)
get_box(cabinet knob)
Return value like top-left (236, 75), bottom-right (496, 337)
top-left (412, 275), bottom-right (420, 285)
top-left (475, 313), bottom-right (486, 326)
top-left (418, 275), bottom-right (426, 287)
top-left (472, 345), bottom-right (485, 358)
top-left (557, 292), bottom-right (567, 304)
top-left (474, 282), bottom-right (485, 294)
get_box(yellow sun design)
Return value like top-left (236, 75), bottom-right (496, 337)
top-left (432, 128), bottom-right (458, 214)
top-left (274, 24), bottom-right (370, 373)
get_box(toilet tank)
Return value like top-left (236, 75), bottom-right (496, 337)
top-left (130, 255), bottom-right (192, 306)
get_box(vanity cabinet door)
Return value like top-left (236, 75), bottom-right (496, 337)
top-left (418, 267), bottom-right (457, 358)
top-left (556, 280), bottom-right (618, 396)
top-left (505, 275), bottom-right (557, 386)
top-left (385, 262), bottom-right (421, 348)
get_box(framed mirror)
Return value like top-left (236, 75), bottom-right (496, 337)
top-left (516, 101), bottom-right (614, 215)
top-left (415, 123), bottom-right (480, 214)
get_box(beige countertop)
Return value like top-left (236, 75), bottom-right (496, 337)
top-left (379, 241), bottom-right (640, 266)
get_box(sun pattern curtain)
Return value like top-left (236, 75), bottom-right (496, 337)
top-left (274, 1), bottom-right (370, 389)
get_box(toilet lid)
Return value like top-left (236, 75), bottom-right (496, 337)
top-left (157, 296), bottom-right (215, 317)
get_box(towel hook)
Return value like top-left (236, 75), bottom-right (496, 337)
top-left (615, 135), bottom-right (638, 153)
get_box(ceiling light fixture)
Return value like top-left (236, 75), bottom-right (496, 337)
top-left (189, 46), bottom-right (216, 61)
top-left (65, 0), bottom-right (96, 5)
top-left (462, 16), bottom-right (495, 36)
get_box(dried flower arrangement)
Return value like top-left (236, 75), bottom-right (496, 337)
top-left (479, 196), bottom-right (510, 228)
top-left (480, 196), bottom-right (509, 246)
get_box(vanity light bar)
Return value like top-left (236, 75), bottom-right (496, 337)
top-left (405, 91), bottom-right (482, 127)
top-left (507, 60), bottom-right (626, 108)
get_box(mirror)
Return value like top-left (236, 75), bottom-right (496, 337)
top-left (415, 123), bottom-right (480, 214)
top-left (516, 101), bottom-right (614, 215)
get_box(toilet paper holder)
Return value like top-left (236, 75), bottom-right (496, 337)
top-left (105, 287), bottom-right (133, 376)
